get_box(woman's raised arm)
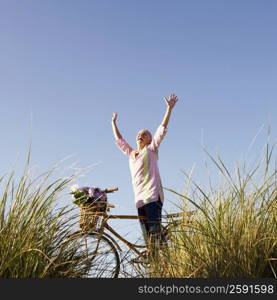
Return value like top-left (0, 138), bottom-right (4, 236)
top-left (161, 93), bottom-right (178, 128)
top-left (111, 112), bottom-right (122, 140)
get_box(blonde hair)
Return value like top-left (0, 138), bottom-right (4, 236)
top-left (144, 130), bottom-right (152, 141)
top-left (137, 129), bottom-right (152, 144)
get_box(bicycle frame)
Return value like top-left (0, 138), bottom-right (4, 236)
top-left (96, 213), bottom-right (148, 258)
top-left (74, 187), bottom-right (194, 261)
top-left (92, 209), bottom-right (194, 259)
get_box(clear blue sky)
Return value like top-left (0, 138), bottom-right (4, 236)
top-left (0, 0), bottom-right (276, 241)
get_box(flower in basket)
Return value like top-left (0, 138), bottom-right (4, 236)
top-left (70, 185), bottom-right (90, 205)
top-left (88, 187), bottom-right (107, 202)
top-left (70, 184), bottom-right (79, 194)
top-left (70, 185), bottom-right (107, 206)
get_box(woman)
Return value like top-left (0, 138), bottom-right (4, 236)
top-left (111, 94), bottom-right (178, 255)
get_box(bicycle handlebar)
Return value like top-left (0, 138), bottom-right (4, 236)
top-left (104, 187), bottom-right (119, 193)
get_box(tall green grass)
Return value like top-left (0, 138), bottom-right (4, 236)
top-left (2, 145), bottom-right (275, 278)
top-left (148, 144), bottom-right (277, 278)
top-left (0, 153), bottom-right (89, 278)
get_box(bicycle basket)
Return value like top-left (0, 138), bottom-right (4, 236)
top-left (71, 186), bottom-right (107, 231)
top-left (79, 198), bottom-right (107, 231)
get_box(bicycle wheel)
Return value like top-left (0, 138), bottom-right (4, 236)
top-left (74, 232), bottom-right (120, 278)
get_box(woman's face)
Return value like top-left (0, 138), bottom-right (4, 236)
top-left (136, 130), bottom-right (152, 149)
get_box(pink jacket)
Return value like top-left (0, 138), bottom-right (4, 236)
top-left (115, 125), bottom-right (167, 208)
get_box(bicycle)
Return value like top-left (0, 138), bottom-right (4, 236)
top-left (67, 187), bottom-right (194, 278)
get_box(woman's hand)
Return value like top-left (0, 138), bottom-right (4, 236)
top-left (112, 112), bottom-right (118, 123)
top-left (164, 94), bottom-right (178, 110)
top-left (161, 94), bottom-right (179, 128)
top-left (111, 112), bottom-right (122, 140)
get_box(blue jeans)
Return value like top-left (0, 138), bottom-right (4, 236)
top-left (137, 199), bottom-right (163, 246)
